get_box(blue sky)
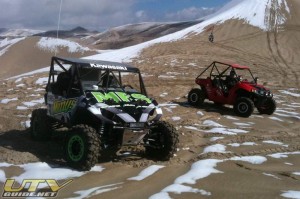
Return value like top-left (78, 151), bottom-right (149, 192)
top-left (0, 0), bottom-right (231, 30)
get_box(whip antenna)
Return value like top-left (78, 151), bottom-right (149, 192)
top-left (55, 0), bottom-right (63, 56)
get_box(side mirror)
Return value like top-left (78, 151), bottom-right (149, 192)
top-left (254, 77), bottom-right (258, 83)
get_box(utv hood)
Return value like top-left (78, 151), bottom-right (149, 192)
top-left (90, 91), bottom-right (152, 105)
top-left (87, 91), bottom-right (162, 125)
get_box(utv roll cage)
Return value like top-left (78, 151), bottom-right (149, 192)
top-left (196, 61), bottom-right (256, 81)
top-left (47, 56), bottom-right (148, 97)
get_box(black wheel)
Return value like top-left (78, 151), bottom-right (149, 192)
top-left (257, 98), bottom-right (276, 115)
top-left (145, 121), bottom-right (179, 160)
top-left (188, 88), bottom-right (205, 106)
top-left (234, 97), bottom-right (254, 117)
top-left (65, 124), bottom-right (100, 171)
top-left (30, 109), bottom-right (52, 141)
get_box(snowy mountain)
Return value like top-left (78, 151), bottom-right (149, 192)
top-left (82, 21), bottom-right (200, 49)
top-left (0, 28), bottom-right (45, 38)
top-left (86, 0), bottom-right (292, 62)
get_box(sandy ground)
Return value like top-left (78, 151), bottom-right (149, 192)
top-left (0, 1), bottom-right (300, 198)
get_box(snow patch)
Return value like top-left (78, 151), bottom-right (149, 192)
top-left (172, 116), bottom-right (181, 121)
top-left (279, 90), bottom-right (300, 97)
top-left (281, 191), bottom-right (300, 199)
top-left (229, 156), bottom-right (267, 164)
top-left (205, 127), bottom-right (248, 135)
top-left (128, 165), bottom-right (165, 181)
top-left (263, 140), bottom-right (288, 147)
top-left (37, 37), bottom-right (90, 53)
top-left (203, 144), bottom-right (228, 154)
top-left (36, 77), bottom-right (49, 85)
top-left (268, 151), bottom-right (300, 159)
top-left (0, 37), bottom-right (25, 56)
top-left (210, 137), bottom-right (224, 141)
top-left (68, 183), bottom-right (123, 199)
top-left (21, 120), bottom-right (31, 128)
top-left (203, 120), bottom-right (224, 127)
top-left (263, 172), bottom-right (281, 180)
top-left (0, 97), bottom-right (18, 104)
top-left (0, 170), bottom-right (6, 183)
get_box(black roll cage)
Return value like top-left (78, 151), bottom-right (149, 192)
top-left (196, 61), bottom-right (256, 81)
top-left (47, 56), bottom-right (148, 97)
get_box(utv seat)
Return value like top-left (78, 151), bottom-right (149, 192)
top-left (51, 72), bottom-right (70, 96)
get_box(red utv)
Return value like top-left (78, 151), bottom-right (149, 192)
top-left (188, 61), bottom-right (276, 117)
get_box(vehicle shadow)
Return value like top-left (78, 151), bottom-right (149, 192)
top-left (0, 129), bottom-right (147, 167)
top-left (0, 129), bottom-right (67, 166)
top-left (173, 100), bottom-right (238, 116)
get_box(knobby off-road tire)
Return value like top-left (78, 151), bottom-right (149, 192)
top-left (145, 121), bottom-right (179, 160)
top-left (65, 124), bottom-right (100, 171)
top-left (257, 98), bottom-right (276, 115)
top-left (234, 97), bottom-right (254, 117)
top-left (30, 109), bottom-right (52, 141)
top-left (188, 88), bottom-right (205, 106)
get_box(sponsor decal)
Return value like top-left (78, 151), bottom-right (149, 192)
top-left (91, 92), bottom-right (152, 104)
top-left (2, 179), bottom-right (72, 198)
top-left (90, 63), bottom-right (127, 71)
top-left (53, 98), bottom-right (77, 114)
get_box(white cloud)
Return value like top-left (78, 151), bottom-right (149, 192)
top-left (0, 0), bottom-right (136, 30)
top-left (165, 7), bottom-right (217, 21)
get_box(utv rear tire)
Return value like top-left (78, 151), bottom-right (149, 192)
top-left (234, 97), bottom-right (254, 117)
top-left (30, 109), bottom-right (52, 141)
top-left (65, 124), bottom-right (100, 171)
top-left (257, 98), bottom-right (276, 115)
top-left (145, 121), bottom-right (179, 160)
top-left (188, 88), bottom-right (205, 106)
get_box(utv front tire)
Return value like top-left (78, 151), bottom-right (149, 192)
top-left (145, 121), bottom-right (179, 160)
top-left (30, 109), bottom-right (52, 141)
top-left (234, 97), bottom-right (254, 117)
top-left (65, 124), bottom-right (100, 171)
top-left (188, 88), bottom-right (205, 106)
top-left (257, 98), bottom-right (276, 115)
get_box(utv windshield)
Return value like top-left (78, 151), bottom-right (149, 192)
top-left (78, 68), bottom-right (146, 94)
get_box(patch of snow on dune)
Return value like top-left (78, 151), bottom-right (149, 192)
top-left (38, 37), bottom-right (90, 53)
top-left (0, 97), bottom-right (18, 104)
top-left (128, 165), bottom-right (165, 181)
top-left (279, 90), bottom-right (300, 97)
top-left (224, 115), bottom-right (239, 120)
top-left (281, 191), bottom-right (300, 199)
top-left (23, 98), bottom-right (44, 107)
top-left (17, 106), bottom-right (28, 110)
top-left (175, 159), bottom-right (223, 185)
top-left (203, 120), bottom-right (223, 127)
top-left (293, 172), bottom-right (300, 176)
top-left (197, 111), bottom-right (204, 116)
top-left (68, 183), bottom-right (123, 199)
top-left (203, 144), bottom-right (228, 154)
top-left (0, 162), bottom-right (13, 167)
top-left (36, 77), bottom-right (49, 85)
top-left (210, 137), bottom-right (224, 141)
top-left (10, 162), bottom-right (104, 186)
top-left (172, 117), bottom-right (181, 121)
top-left (229, 156), bottom-right (267, 164)
top-left (268, 151), bottom-right (300, 159)
top-left (21, 120), bottom-right (31, 128)
top-left (0, 37), bottom-right (25, 56)
top-left (205, 127), bottom-right (248, 135)
top-left (269, 116), bottom-right (284, 122)
top-left (263, 140), bottom-right (288, 147)
top-left (0, 170), bottom-right (6, 183)
top-left (263, 172), bottom-right (281, 180)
